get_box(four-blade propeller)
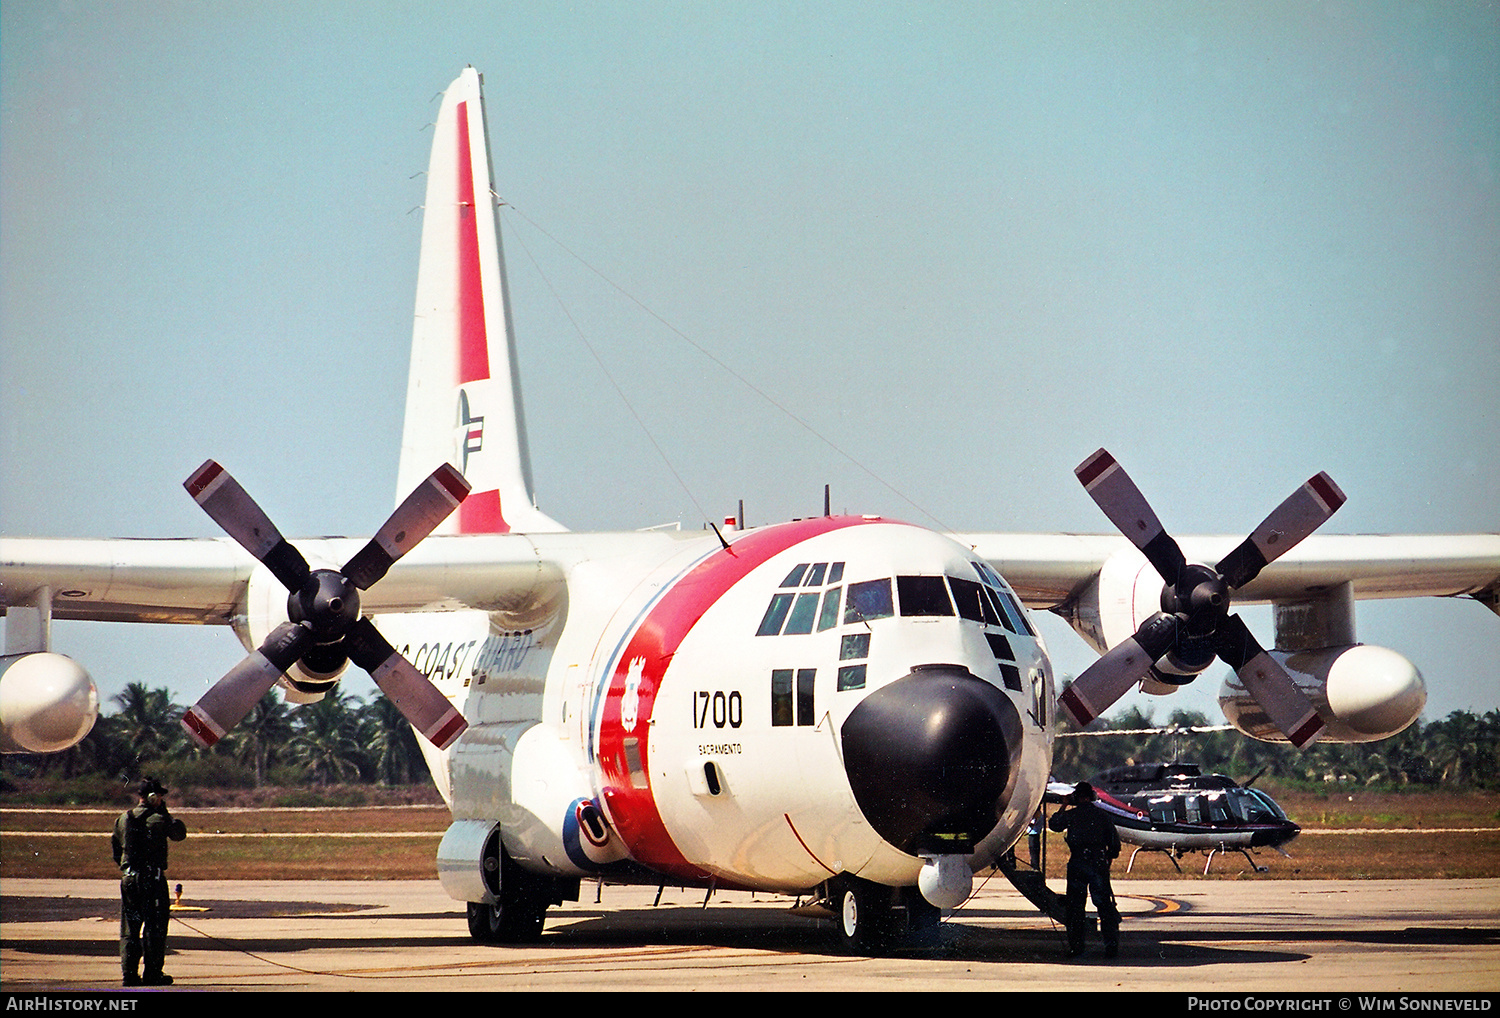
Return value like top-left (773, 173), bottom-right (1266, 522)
top-left (180, 460), bottom-right (472, 751)
top-left (1060, 449), bottom-right (1345, 749)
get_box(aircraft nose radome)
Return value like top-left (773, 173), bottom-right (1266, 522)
top-left (840, 666), bottom-right (1023, 856)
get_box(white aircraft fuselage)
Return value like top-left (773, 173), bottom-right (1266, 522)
top-left (373, 517), bottom-right (1053, 897)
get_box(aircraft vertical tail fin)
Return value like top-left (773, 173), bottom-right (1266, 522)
top-left (397, 67), bottom-right (564, 534)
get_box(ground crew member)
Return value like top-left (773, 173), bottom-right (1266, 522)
top-left (112, 777), bottom-right (187, 985)
top-left (1048, 780), bottom-right (1121, 958)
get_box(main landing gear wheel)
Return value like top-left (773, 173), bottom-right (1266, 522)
top-left (466, 836), bottom-right (550, 944)
top-left (466, 896), bottom-right (546, 944)
top-left (833, 876), bottom-right (897, 955)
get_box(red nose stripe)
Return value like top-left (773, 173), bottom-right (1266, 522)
top-left (596, 515), bottom-right (886, 880)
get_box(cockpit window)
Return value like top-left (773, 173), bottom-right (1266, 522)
top-left (803, 563), bottom-right (827, 587)
top-left (897, 575), bottom-right (954, 617)
top-left (756, 592), bottom-right (795, 636)
top-left (782, 592), bottom-right (821, 635)
top-left (817, 588), bottom-right (841, 631)
top-left (780, 564), bottom-right (809, 587)
top-left (844, 578), bottom-right (893, 624)
top-left (970, 561), bottom-right (1037, 636)
top-left (947, 577), bottom-right (987, 623)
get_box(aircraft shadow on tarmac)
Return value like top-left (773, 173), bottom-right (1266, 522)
top-left (4, 897), bottom-right (1493, 969)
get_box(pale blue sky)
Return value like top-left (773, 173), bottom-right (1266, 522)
top-left (2, 1), bottom-right (1496, 725)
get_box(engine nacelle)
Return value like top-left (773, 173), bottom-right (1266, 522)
top-left (1061, 548), bottom-right (1162, 655)
top-left (1062, 547), bottom-right (1210, 690)
top-left (1220, 644), bottom-right (1426, 744)
top-left (0, 653), bottom-right (99, 753)
top-left (243, 560), bottom-right (348, 704)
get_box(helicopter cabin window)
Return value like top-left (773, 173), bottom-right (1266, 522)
top-left (1243, 789), bottom-right (1288, 822)
top-left (844, 579), bottom-right (893, 625)
top-left (897, 575), bottom-right (954, 616)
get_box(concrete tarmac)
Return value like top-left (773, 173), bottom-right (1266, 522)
top-left (2, 877), bottom-right (1497, 993)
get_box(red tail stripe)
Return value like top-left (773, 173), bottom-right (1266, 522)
top-left (456, 102), bottom-right (490, 385)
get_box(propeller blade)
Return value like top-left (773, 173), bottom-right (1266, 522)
top-left (185, 460), bottom-right (311, 591)
top-left (1075, 449), bottom-right (1186, 584)
top-left (343, 463), bottom-right (472, 590)
top-left (1215, 614), bottom-right (1325, 748)
top-left (1058, 613), bottom-right (1178, 728)
top-left (1216, 471), bottom-right (1347, 589)
top-left (181, 621), bottom-right (311, 749)
top-left (347, 618), bottom-right (468, 749)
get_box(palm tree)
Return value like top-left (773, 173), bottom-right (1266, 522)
top-left (287, 689), bottom-right (369, 785)
top-left (221, 692), bottom-right (296, 786)
top-left (359, 695), bottom-right (429, 786)
top-left (110, 683), bottom-right (183, 770)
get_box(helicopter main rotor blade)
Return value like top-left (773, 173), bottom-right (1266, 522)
top-left (1075, 448), bottom-right (1186, 585)
top-left (1058, 613), bottom-right (1178, 728)
top-left (1215, 614), bottom-right (1325, 748)
top-left (1216, 472), bottom-right (1347, 590)
top-left (185, 460), bottom-right (311, 592)
top-left (342, 463), bottom-right (472, 590)
top-left (346, 618), bottom-right (468, 749)
top-left (181, 621), bottom-right (312, 749)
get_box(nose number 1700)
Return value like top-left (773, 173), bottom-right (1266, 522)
top-left (693, 689), bottom-right (743, 729)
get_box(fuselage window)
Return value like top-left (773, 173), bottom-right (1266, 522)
top-left (773, 668), bottom-right (818, 726)
top-left (797, 668), bottom-right (816, 726)
top-left (771, 669), bottom-right (794, 726)
top-left (844, 578), bottom-right (893, 624)
top-left (837, 664), bottom-right (867, 691)
top-left (841, 632), bottom-right (871, 660)
top-left (897, 575), bottom-right (954, 617)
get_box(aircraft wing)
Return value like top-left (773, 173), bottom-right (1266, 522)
top-left (959, 532), bottom-right (1500, 612)
top-left (0, 535), bottom-right (589, 624)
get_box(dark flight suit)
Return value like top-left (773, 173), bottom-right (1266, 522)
top-left (1048, 800), bottom-right (1122, 957)
top-left (112, 803), bottom-right (187, 984)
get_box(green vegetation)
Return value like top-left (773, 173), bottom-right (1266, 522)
top-left (5, 683), bottom-right (1499, 806)
top-left (1054, 706), bottom-right (1500, 792)
top-left (0, 682), bottom-right (432, 805)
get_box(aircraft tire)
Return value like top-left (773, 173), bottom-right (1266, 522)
top-left (902, 886), bottom-right (941, 946)
top-left (466, 895), bottom-right (546, 944)
top-left (833, 876), bottom-right (895, 955)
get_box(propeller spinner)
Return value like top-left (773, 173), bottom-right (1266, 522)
top-left (1060, 449), bottom-right (1345, 749)
top-left (180, 460), bottom-right (472, 751)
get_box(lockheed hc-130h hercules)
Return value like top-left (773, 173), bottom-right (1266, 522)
top-left (2, 69), bottom-right (1497, 953)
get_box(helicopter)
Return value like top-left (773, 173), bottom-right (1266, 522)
top-left (1047, 725), bottom-right (1301, 875)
